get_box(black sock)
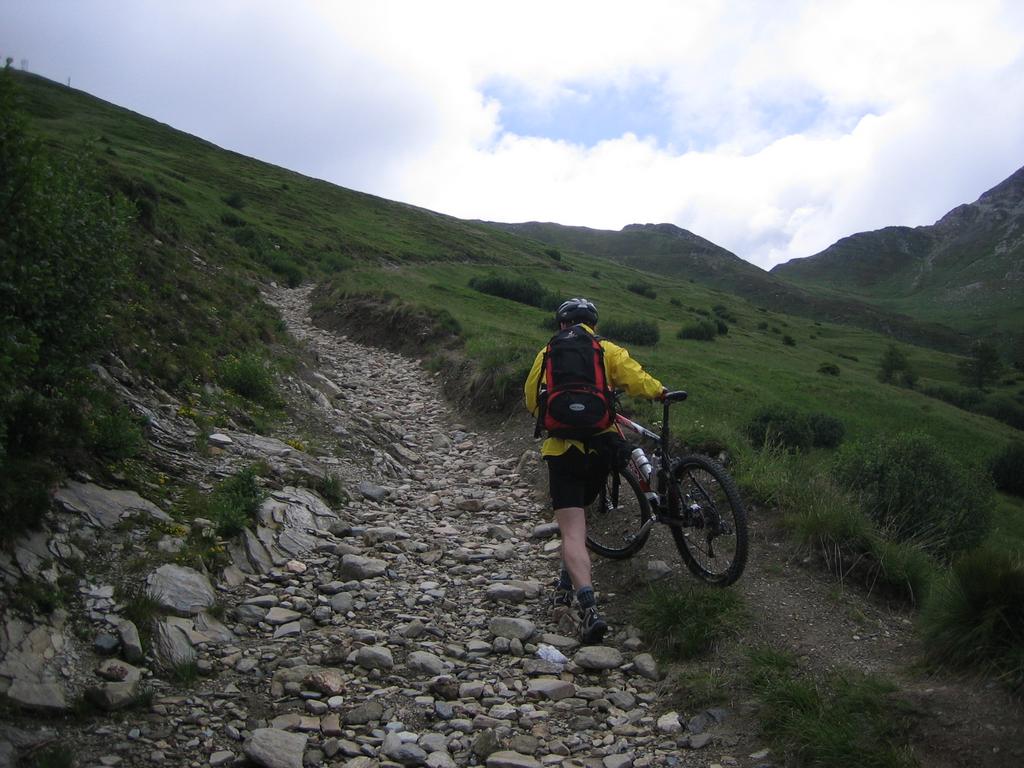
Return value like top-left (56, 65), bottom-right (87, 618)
top-left (576, 586), bottom-right (596, 609)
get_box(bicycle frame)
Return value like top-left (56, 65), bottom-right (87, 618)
top-left (614, 392), bottom-right (686, 495)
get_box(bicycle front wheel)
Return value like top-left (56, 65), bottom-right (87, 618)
top-left (668, 455), bottom-right (748, 585)
top-left (585, 468), bottom-right (651, 559)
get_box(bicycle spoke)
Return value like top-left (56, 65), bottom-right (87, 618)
top-left (670, 456), bottom-right (748, 585)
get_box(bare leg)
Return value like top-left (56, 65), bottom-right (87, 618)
top-left (555, 506), bottom-right (591, 591)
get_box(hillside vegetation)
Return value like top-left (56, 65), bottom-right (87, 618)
top-left (772, 166), bottom-right (1024, 357)
top-left (484, 220), bottom-right (966, 351)
top-left (4, 67), bottom-right (1024, 695)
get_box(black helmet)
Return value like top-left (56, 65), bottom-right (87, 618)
top-left (556, 297), bottom-right (598, 327)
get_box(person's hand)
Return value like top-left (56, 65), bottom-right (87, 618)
top-left (655, 387), bottom-right (668, 401)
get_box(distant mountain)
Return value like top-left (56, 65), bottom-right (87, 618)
top-left (772, 166), bottom-right (1024, 345)
top-left (483, 220), bottom-right (965, 351)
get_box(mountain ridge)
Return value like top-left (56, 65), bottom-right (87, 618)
top-left (771, 164), bottom-right (1024, 348)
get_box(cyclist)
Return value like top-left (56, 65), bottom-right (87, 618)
top-left (524, 297), bottom-right (666, 643)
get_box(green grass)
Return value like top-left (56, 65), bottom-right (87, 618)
top-left (7, 70), bottom-right (1024, 689)
top-left (919, 547), bottom-right (1024, 693)
top-left (746, 646), bottom-right (919, 768)
top-left (633, 584), bottom-right (746, 661)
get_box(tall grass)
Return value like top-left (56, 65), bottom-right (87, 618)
top-left (746, 647), bottom-right (919, 768)
top-left (919, 547), bottom-right (1024, 692)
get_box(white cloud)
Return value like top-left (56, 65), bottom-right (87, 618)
top-left (2, 0), bottom-right (1023, 268)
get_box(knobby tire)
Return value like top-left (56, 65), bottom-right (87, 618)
top-left (585, 467), bottom-right (651, 559)
top-left (669, 455), bottom-right (748, 585)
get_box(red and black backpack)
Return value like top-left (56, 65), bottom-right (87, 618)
top-left (535, 325), bottom-right (614, 439)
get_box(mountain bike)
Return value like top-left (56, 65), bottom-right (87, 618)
top-left (585, 391), bottom-right (748, 586)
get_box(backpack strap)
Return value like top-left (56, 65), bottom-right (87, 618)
top-left (534, 346), bottom-right (551, 439)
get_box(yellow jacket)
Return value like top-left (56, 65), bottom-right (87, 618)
top-left (524, 324), bottom-right (664, 456)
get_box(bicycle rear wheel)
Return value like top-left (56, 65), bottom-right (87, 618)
top-left (585, 468), bottom-right (651, 559)
top-left (668, 455), bottom-right (748, 585)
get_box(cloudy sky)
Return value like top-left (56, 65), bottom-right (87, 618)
top-left (4, 1), bottom-right (1023, 269)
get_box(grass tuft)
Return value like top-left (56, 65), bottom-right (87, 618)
top-left (634, 584), bottom-right (746, 661)
top-left (919, 547), bottom-right (1024, 692)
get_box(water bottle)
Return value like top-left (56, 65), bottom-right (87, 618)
top-left (630, 447), bottom-right (653, 481)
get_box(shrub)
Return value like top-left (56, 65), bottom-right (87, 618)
top-left (599, 319), bottom-right (659, 346)
top-left (975, 395), bottom-right (1024, 430)
top-left (757, 321), bottom-right (769, 330)
top-left (217, 353), bottom-right (281, 407)
top-left (220, 212), bottom-right (246, 227)
top-left (626, 282), bottom-right (657, 299)
top-left (203, 465), bottom-right (266, 537)
top-left (223, 191), bottom-right (246, 209)
top-left (920, 547), bottom-right (1024, 692)
top-left (669, 298), bottom-right (682, 307)
top-left (745, 407), bottom-right (813, 452)
top-left (782, 334), bottom-right (796, 346)
top-left (635, 585), bottom-right (745, 661)
top-left (468, 275), bottom-right (558, 310)
top-left (833, 432), bottom-right (994, 560)
top-left (919, 383), bottom-right (984, 410)
top-left (818, 362), bottom-right (840, 376)
top-left (86, 394), bottom-right (144, 462)
top-left (715, 319), bottom-right (729, 335)
top-left (876, 344), bottom-right (918, 386)
top-left (990, 443), bottom-right (1024, 497)
top-left (807, 413), bottom-right (845, 449)
top-left (544, 248), bottom-right (561, 261)
top-left (712, 304), bottom-right (737, 323)
top-left (958, 340), bottom-right (1003, 390)
top-left (678, 320), bottom-right (718, 341)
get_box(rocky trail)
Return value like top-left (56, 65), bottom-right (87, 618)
top-left (1, 285), bottom-right (1021, 768)
top-left (1, 285), bottom-right (768, 768)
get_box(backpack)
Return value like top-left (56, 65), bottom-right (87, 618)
top-left (535, 325), bottom-right (614, 439)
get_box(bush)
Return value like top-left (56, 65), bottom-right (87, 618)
top-left (745, 408), bottom-right (845, 452)
top-left (468, 275), bottom-right (558, 310)
top-left (544, 248), bottom-right (561, 261)
top-left (833, 432), bottom-right (994, 560)
top-left (919, 383), bottom-right (984, 410)
top-left (635, 585), bottom-right (746, 661)
top-left (782, 334), bottom-right (796, 346)
top-left (599, 319), bottom-right (659, 346)
top-left (745, 407), bottom-right (813, 452)
top-left (818, 362), bottom-right (840, 376)
top-left (678, 320), bottom-right (718, 341)
top-left (975, 395), bottom-right (1024, 430)
top-left (715, 319), bottom-right (729, 335)
top-left (202, 465), bottom-right (266, 537)
top-left (627, 282), bottom-right (657, 299)
top-left (669, 298), bottom-right (682, 308)
top-left (958, 340), bottom-right (1003, 390)
top-left (878, 344), bottom-right (916, 387)
top-left (990, 443), bottom-right (1024, 496)
top-left (712, 304), bottom-right (737, 323)
top-left (220, 212), bottom-right (246, 227)
top-left (807, 413), bottom-right (845, 449)
top-left (217, 353), bottom-right (281, 407)
top-left (920, 547), bottom-right (1024, 692)
top-left (223, 191), bottom-right (246, 209)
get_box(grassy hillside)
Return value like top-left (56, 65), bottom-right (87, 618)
top-left (5, 67), bottom-right (1024, 693)
top-left (772, 167), bottom-right (1024, 352)
top-left (484, 220), bottom-right (966, 352)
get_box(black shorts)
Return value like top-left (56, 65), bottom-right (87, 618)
top-left (545, 434), bottom-right (630, 510)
